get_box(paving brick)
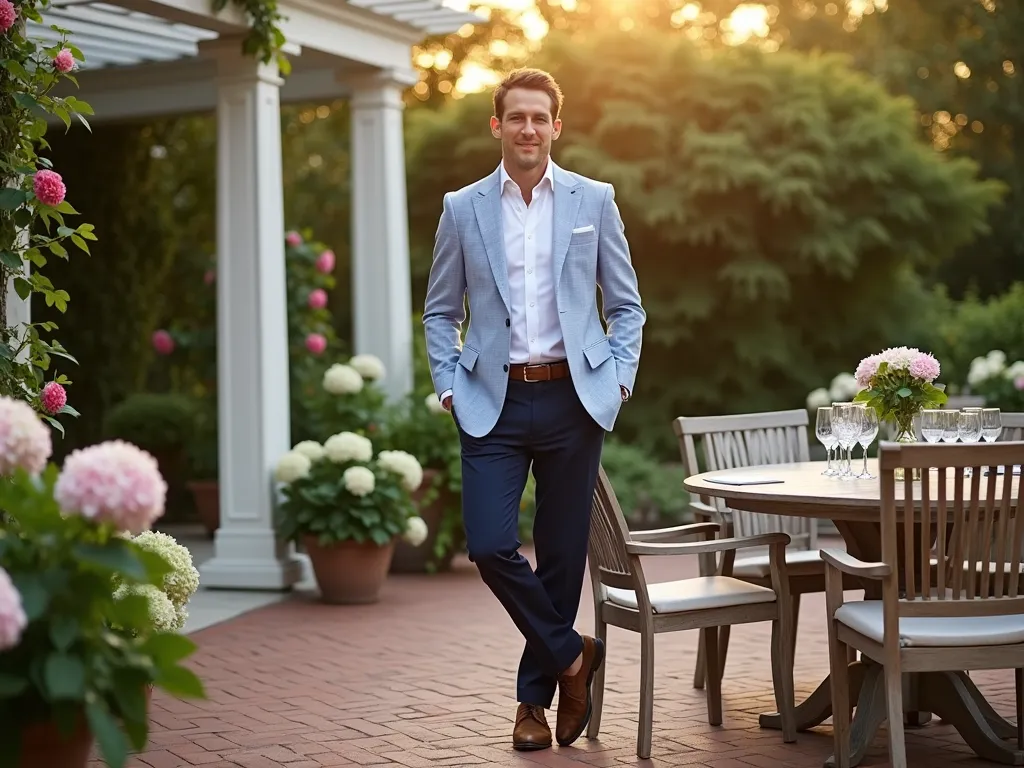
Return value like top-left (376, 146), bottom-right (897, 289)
top-left (88, 539), bottom-right (1016, 767)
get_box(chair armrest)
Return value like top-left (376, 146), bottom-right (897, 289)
top-left (629, 522), bottom-right (719, 543)
top-left (821, 548), bottom-right (890, 578)
top-left (625, 532), bottom-right (790, 557)
top-left (689, 500), bottom-right (720, 519)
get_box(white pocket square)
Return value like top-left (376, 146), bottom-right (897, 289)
top-left (572, 225), bottom-right (595, 234)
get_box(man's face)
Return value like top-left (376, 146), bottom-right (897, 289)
top-left (490, 87), bottom-right (562, 173)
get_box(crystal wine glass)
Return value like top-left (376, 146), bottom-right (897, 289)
top-left (940, 409), bottom-right (960, 443)
top-left (981, 408), bottom-right (1002, 442)
top-left (920, 409), bottom-right (944, 444)
top-left (815, 407), bottom-right (838, 476)
top-left (856, 407), bottom-right (878, 479)
top-left (958, 410), bottom-right (983, 476)
top-left (832, 404), bottom-right (859, 480)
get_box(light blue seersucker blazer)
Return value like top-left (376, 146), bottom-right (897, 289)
top-left (422, 161), bottom-right (646, 438)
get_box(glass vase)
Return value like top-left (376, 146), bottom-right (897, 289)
top-left (893, 417), bottom-right (921, 481)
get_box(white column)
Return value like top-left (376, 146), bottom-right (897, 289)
top-left (349, 68), bottom-right (417, 400)
top-left (199, 39), bottom-right (301, 590)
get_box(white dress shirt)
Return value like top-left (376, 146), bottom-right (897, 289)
top-left (441, 159), bottom-right (566, 404)
top-left (499, 159), bottom-right (565, 365)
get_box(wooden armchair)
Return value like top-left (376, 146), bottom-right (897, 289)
top-left (824, 441), bottom-right (1024, 768)
top-left (586, 466), bottom-right (796, 759)
top-left (673, 410), bottom-right (831, 689)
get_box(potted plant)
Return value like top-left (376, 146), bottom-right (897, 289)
top-left (273, 433), bottom-right (428, 604)
top-left (308, 355), bottom-right (389, 441)
top-left (379, 392), bottom-right (463, 573)
top-left (0, 396), bottom-right (205, 768)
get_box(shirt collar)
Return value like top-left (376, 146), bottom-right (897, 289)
top-left (499, 157), bottom-right (555, 194)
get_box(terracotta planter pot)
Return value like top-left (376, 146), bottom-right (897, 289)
top-left (187, 480), bottom-right (220, 536)
top-left (18, 716), bottom-right (93, 768)
top-left (303, 535), bottom-right (395, 604)
top-left (390, 468), bottom-right (461, 574)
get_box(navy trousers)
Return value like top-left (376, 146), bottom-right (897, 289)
top-left (454, 376), bottom-right (605, 708)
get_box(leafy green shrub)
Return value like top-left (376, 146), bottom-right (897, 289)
top-left (102, 393), bottom-right (194, 455)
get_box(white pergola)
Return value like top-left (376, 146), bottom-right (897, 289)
top-left (5, 0), bottom-right (479, 589)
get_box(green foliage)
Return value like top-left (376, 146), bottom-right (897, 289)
top-left (598, 441), bottom-right (689, 527)
top-left (407, 32), bottom-right (1003, 457)
top-left (0, 467), bottom-right (204, 768)
top-left (924, 283), bottom-right (1024, 389)
top-left (101, 393), bottom-right (194, 455)
top-left (275, 453), bottom-right (417, 547)
top-left (0, 0), bottom-right (93, 432)
top-left (211, 0), bottom-right (289, 75)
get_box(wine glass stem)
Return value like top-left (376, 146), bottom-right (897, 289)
top-left (861, 445), bottom-right (868, 475)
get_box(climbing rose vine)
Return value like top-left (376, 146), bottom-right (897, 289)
top-left (0, 0), bottom-right (95, 434)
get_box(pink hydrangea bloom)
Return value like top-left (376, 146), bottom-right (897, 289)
top-left (53, 48), bottom-right (74, 73)
top-left (40, 381), bottom-right (67, 415)
top-left (0, 568), bottom-right (26, 652)
top-left (307, 288), bottom-right (327, 309)
top-left (1015, 375), bottom-right (1024, 392)
top-left (285, 231), bottom-right (302, 247)
top-left (152, 329), bottom-right (174, 355)
top-left (305, 333), bottom-right (327, 355)
top-left (55, 440), bottom-right (167, 533)
top-left (908, 351), bottom-right (940, 382)
top-left (0, 0), bottom-right (16, 33)
top-left (33, 170), bottom-right (66, 207)
top-left (854, 355), bottom-right (880, 389)
top-left (0, 396), bottom-right (53, 476)
top-left (315, 250), bottom-right (335, 274)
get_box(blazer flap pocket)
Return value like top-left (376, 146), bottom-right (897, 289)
top-left (583, 337), bottom-right (613, 369)
top-left (458, 344), bottom-right (480, 371)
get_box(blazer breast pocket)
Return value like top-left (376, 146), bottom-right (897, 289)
top-left (570, 224), bottom-right (597, 248)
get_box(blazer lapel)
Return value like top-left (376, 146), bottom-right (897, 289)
top-left (472, 169), bottom-right (511, 313)
top-left (552, 165), bottom-right (583, 289)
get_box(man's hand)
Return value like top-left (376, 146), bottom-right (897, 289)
top-left (442, 395), bottom-right (452, 412)
top-left (620, 385), bottom-right (629, 402)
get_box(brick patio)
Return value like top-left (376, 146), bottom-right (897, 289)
top-left (96, 540), bottom-right (1016, 768)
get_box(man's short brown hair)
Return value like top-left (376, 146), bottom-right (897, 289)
top-left (493, 68), bottom-right (564, 121)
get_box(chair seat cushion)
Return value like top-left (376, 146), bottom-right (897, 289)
top-left (733, 548), bottom-right (824, 578)
top-left (605, 576), bottom-right (776, 614)
top-left (835, 600), bottom-right (1024, 647)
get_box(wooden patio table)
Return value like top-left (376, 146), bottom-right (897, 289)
top-left (683, 459), bottom-right (1023, 767)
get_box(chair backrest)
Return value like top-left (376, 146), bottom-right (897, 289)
top-left (587, 465), bottom-right (641, 593)
top-left (878, 441), bottom-right (1023, 616)
top-left (673, 410), bottom-right (816, 549)
top-left (999, 412), bottom-right (1024, 442)
top-left (945, 395), bottom-right (986, 410)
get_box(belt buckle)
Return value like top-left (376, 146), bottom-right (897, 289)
top-left (522, 364), bottom-right (545, 383)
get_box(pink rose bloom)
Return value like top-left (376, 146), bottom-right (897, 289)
top-left (0, 396), bottom-right (53, 476)
top-left (54, 440), bottom-right (167, 533)
top-left (53, 48), bottom-right (74, 73)
top-left (0, 0), bottom-right (16, 33)
top-left (908, 352), bottom-right (940, 382)
top-left (285, 231), bottom-right (302, 247)
top-left (32, 170), bottom-right (66, 207)
top-left (203, 269), bottom-right (215, 285)
top-left (854, 355), bottom-right (880, 389)
top-left (305, 333), bottom-right (327, 355)
top-left (40, 381), bottom-right (67, 415)
top-left (1015, 375), bottom-right (1024, 392)
top-left (0, 568), bottom-right (27, 652)
top-left (315, 250), bottom-right (335, 274)
top-left (307, 288), bottom-right (327, 309)
top-left (152, 329), bottom-right (174, 355)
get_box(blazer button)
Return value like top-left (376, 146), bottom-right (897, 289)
top-left (505, 318), bottom-right (510, 327)
top-left (503, 364), bottom-right (509, 372)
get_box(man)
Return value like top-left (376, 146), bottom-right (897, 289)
top-left (422, 67), bottom-right (645, 752)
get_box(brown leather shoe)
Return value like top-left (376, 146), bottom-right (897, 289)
top-left (513, 703), bottom-right (551, 751)
top-left (555, 635), bottom-right (605, 747)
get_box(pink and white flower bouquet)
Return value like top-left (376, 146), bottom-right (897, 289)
top-left (0, 397), bottom-right (205, 768)
top-left (853, 347), bottom-right (948, 436)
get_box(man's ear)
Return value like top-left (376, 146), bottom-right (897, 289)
top-left (490, 115), bottom-right (501, 139)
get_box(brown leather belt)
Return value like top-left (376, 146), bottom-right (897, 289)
top-left (508, 360), bottom-right (570, 382)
